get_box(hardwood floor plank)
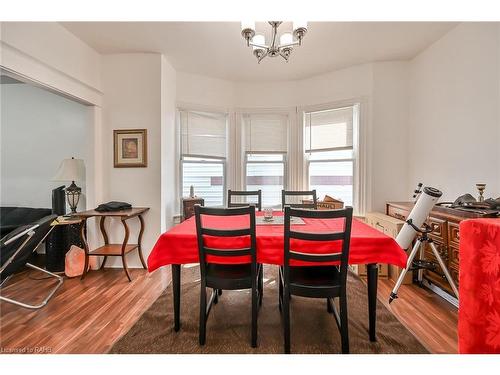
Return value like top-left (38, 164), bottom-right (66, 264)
top-left (1, 267), bottom-right (457, 354)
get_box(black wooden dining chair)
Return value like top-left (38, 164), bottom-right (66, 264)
top-left (194, 205), bottom-right (263, 347)
top-left (279, 206), bottom-right (353, 354)
top-left (227, 189), bottom-right (262, 211)
top-left (281, 190), bottom-right (318, 210)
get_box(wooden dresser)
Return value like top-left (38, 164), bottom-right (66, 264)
top-left (386, 202), bottom-right (496, 296)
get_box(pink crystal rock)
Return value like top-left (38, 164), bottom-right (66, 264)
top-left (65, 245), bottom-right (86, 278)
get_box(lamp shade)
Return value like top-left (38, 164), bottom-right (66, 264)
top-left (280, 32), bottom-right (293, 45)
top-left (241, 21), bottom-right (255, 31)
top-left (293, 20), bottom-right (308, 31)
top-left (252, 34), bottom-right (265, 49)
top-left (53, 158), bottom-right (85, 182)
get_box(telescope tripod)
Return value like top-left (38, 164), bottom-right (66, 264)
top-left (389, 222), bottom-right (459, 304)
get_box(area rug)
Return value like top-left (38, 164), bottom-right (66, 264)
top-left (110, 265), bottom-right (428, 354)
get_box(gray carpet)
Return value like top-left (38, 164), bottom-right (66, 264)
top-left (110, 265), bottom-right (428, 354)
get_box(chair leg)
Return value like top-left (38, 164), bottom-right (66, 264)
top-left (283, 286), bottom-right (291, 354)
top-left (258, 265), bottom-right (264, 306)
top-left (213, 288), bottom-right (219, 304)
top-left (199, 284), bottom-right (207, 345)
top-left (340, 293), bottom-right (349, 354)
top-left (278, 267), bottom-right (283, 312)
top-left (327, 298), bottom-right (335, 313)
top-left (251, 284), bottom-right (258, 348)
top-left (217, 289), bottom-right (222, 296)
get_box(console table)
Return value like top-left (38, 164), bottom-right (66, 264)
top-left (74, 207), bottom-right (150, 281)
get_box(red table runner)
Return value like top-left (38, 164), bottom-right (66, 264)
top-left (148, 212), bottom-right (407, 272)
top-left (459, 218), bottom-right (500, 354)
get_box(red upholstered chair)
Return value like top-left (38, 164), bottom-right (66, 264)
top-left (279, 206), bottom-right (353, 354)
top-left (194, 205), bottom-right (263, 347)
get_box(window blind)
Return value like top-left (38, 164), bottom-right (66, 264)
top-left (180, 110), bottom-right (227, 158)
top-left (243, 114), bottom-right (288, 153)
top-left (304, 107), bottom-right (353, 153)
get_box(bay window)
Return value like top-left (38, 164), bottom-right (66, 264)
top-left (305, 106), bottom-right (355, 207)
top-left (180, 110), bottom-right (227, 207)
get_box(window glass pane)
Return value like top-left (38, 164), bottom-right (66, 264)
top-left (308, 149), bottom-right (353, 161)
top-left (309, 161), bottom-right (353, 206)
top-left (246, 158), bottom-right (284, 209)
top-left (182, 162), bottom-right (224, 207)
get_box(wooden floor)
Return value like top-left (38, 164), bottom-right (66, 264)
top-left (0, 267), bottom-right (457, 354)
top-left (0, 267), bottom-right (169, 354)
top-left (378, 278), bottom-right (458, 353)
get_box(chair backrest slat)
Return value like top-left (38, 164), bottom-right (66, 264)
top-left (228, 190), bottom-right (262, 211)
top-left (289, 231), bottom-right (345, 242)
top-left (282, 190), bottom-right (318, 210)
top-left (201, 228), bottom-right (251, 237)
top-left (195, 206), bottom-right (257, 274)
top-left (204, 247), bottom-right (252, 257)
top-left (289, 250), bottom-right (342, 263)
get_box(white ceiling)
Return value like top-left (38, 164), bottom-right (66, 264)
top-left (62, 22), bottom-right (457, 82)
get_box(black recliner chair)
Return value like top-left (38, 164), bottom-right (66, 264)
top-left (0, 214), bottom-right (63, 309)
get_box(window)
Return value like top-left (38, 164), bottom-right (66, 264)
top-left (243, 114), bottom-right (288, 208)
top-left (245, 153), bottom-right (286, 208)
top-left (305, 106), bottom-right (355, 207)
top-left (180, 110), bottom-right (227, 206)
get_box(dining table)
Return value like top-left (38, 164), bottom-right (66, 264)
top-left (147, 211), bottom-right (407, 342)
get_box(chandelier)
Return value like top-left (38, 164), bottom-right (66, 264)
top-left (240, 21), bottom-right (308, 63)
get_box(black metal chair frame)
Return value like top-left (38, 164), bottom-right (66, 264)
top-left (279, 206), bottom-right (353, 353)
top-left (281, 190), bottom-right (318, 210)
top-left (227, 189), bottom-right (262, 211)
top-left (0, 222), bottom-right (63, 309)
top-left (195, 205), bottom-right (263, 347)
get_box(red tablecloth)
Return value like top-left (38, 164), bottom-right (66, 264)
top-left (148, 212), bottom-right (407, 272)
top-left (459, 218), bottom-right (500, 354)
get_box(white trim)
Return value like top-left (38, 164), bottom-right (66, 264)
top-left (0, 41), bottom-right (103, 107)
top-left (298, 98), bottom-right (368, 215)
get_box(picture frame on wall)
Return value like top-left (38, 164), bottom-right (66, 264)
top-left (113, 129), bottom-right (148, 168)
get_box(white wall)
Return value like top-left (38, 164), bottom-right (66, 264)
top-left (161, 56), bottom-right (177, 232)
top-left (408, 23), bottom-right (500, 201)
top-left (1, 83), bottom-right (90, 209)
top-left (371, 62), bottom-right (410, 210)
top-left (101, 53), bottom-right (176, 268)
top-left (0, 22), bottom-right (103, 105)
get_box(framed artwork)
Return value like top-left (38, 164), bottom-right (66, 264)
top-left (113, 129), bottom-right (148, 168)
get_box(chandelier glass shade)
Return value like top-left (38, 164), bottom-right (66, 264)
top-left (240, 21), bottom-right (308, 63)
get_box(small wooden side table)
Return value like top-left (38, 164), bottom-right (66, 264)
top-left (182, 197), bottom-right (204, 221)
top-left (74, 207), bottom-right (150, 282)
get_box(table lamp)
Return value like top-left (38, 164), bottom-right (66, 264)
top-left (53, 157), bottom-right (85, 213)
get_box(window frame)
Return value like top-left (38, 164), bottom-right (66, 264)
top-left (178, 108), bottom-right (229, 208)
top-left (302, 102), bottom-right (362, 213)
top-left (244, 151), bottom-right (288, 208)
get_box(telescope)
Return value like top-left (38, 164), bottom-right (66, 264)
top-left (389, 184), bottom-right (459, 303)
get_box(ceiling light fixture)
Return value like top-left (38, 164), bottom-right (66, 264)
top-left (241, 21), bottom-right (308, 63)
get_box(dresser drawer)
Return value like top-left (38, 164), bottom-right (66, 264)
top-left (387, 206), bottom-right (409, 221)
top-left (365, 212), bottom-right (405, 238)
top-left (449, 243), bottom-right (459, 266)
top-left (448, 222), bottom-right (460, 247)
top-left (427, 217), bottom-right (447, 244)
top-left (357, 263), bottom-right (388, 278)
